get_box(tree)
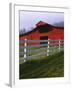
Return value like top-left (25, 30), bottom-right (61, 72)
top-left (19, 28), bottom-right (26, 35)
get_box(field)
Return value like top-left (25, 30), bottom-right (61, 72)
top-left (19, 51), bottom-right (64, 79)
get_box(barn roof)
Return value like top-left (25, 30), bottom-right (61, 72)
top-left (36, 21), bottom-right (47, 26)
top-left (20, 21), bottom-right (64, 37)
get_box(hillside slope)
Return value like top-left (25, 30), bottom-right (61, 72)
top-left (19, 51), bottom-right (64, 79)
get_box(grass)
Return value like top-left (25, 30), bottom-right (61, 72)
top-left (19, 51), bottom-right (64, 79)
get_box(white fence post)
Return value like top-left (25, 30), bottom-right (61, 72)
top-left (59, 39), bottom-right (61, 52)
top-left (47, 39), bottom-right (49, 56)
top-left (24, 38), bottom-right (27, 62)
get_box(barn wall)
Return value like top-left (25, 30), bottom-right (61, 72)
top-left (19, 27), bottom-right (64, 41)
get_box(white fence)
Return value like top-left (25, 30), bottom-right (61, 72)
top-left (19, 39), bottom-right (64, 63)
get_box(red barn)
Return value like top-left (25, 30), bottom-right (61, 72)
top-left (19, 21), bottom-right (64, 42)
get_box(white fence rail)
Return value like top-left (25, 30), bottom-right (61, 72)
top-left (19, 39), bottom-right (64, 63)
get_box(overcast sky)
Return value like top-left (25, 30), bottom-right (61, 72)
top-left (20, 11), bottom-right (64, 31)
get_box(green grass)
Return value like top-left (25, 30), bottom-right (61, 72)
top-left (19, 51), bottom-right (64, 79)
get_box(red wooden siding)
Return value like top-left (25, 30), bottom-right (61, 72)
top-left (19, 21), bottom-right (64, 42)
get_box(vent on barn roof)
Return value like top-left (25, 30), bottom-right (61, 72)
top-left (36, 21), bottom-right (47, 26)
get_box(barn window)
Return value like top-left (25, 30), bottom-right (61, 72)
top-left (39, 26), bottom-right (48, 33)
top-left (40, 36), bottom-right (48, 44)
top-left (38, 24), bottom-right (52, 33)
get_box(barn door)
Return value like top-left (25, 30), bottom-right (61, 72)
top-left (40, 36), bottom-right (48, 44)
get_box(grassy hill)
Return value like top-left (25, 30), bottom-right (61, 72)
top-left (19, 51), bottom-right (64, 79)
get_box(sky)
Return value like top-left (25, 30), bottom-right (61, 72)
top-left (20, 11), bottom-right (64, 31)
